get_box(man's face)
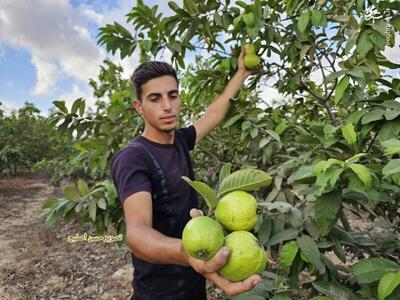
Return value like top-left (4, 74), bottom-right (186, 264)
top-left (134, 75), bottom-right (181, 133)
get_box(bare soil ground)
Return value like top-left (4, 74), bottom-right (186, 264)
top-left (0, 175), bottom-right (222, 300)
top-left (0, 175), bottom-right (134, 300)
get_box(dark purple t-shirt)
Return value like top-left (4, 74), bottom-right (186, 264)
top-left (111, 125), bottom-right (206, 300)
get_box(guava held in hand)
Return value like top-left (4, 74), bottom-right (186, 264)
top-left (182, 216), bottom-right (224, 261)
top-left (218, 231), bottom-right (267, 282)
top-left (243, 44), bottom-right (261, 70)
top-left (215, 191), bottom-right (258, 231)
top-left (244, 43), bottom-right (256, 54)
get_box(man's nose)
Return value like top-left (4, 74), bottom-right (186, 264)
top-left (160, 96), bottom-right (172, 110)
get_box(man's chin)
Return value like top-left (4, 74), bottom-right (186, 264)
top-left (160, 125), bottom-right (176, 132)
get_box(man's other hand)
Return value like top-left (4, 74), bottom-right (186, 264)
top-left (186, 208), bottom-right (262, 296)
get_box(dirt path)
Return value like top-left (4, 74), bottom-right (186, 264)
top-left (0, 175), bottom-right (133, 300)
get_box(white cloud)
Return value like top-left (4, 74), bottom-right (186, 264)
top-left (0, 43), bottom-right (5, 60)
top-left (259, 86), bottom-right (285, 108)
top-left (0, 99), bottom-right (18, 115)
top-left (30, 56), bottom-right (59, 95)
top-left (0, 0), bottom-right (103, 96)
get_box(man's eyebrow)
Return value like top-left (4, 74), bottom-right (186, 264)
top-left (146, 90), bottom-right (179, 97)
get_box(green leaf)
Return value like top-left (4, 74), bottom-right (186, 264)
top-left (365, 59), bottom-right (380, 77)
top-left (64, 186), bottom-right (81, 202)
top-left (280, 241), bottom-right (299, 270)
top-left (42, 198), bottom-right (59, 209)
top-left (218, 163), bottom-right (232, 187)
top-left (326, 70), bottom-right (347, 82)
top-left (345, 153), bottom-right (366, 164)
top-left (341, 123), bottom-right (357, 145)
top-left (242, 12), bottom-right (255, 28)
top-left (357, 30), bottom-right (373, 58)
top-left (315, 168), bottom-right (343, 191)
top-left (288, 208), bottom-right (302, 228)
top-left (218, 169), bottom-right (272, 197)
top-left (312, 281), bottom-right (358, 300)
top-left (383, 159), bottom-right (400, 175)
top-left (53, 100), bottom-right (68, 114)
top-left (384, 110), bottom-right (400, 121)
top-left (361, 109), bottom-right (385, 124)
top-left (314, 159), bottom-right (342, 175)
top-left (259, 201), bottom-right (293, 214)
top-left (268, 228), bottom-right (300, 246)
top-left (314, 190), bottom-right (342, 236)
top-left (223, 114), bottom-right (241, 128)
top-left (250, 128), bottom-right (258, 138)
top-left (183, 0), bottom-right (198, 15)
top-left (79, 99), bottom-right (85, 117)
top-left (257, 218), bottom-right (272, 246)
top-left (352, 258), bottom-right (400, 284)
top-left (298, 11), bottom-right (310, 33)
top-left (288, 166), bottom-right (315, 184)
top-left (335, 75), bottom-right (349, 104)
top-left (97, 198), bottom-right (107, 210)
top-left (297, 235), bottom-right (325, 274)
top-left (89, 201), bottom-right (97, 221)
top-left (265, 129), bottom-right (281, 143)
top-left (182, 176), bottom-right (217, 210)
top-left (379, 120), bottom-right (400, 141)
top-left (381, 139), bottom-right (400, 155)
top-left (348, 164), bottom-right (372, 190)
top-left (380, 100), bottom-right (400, 111)
top-left (346, 109), bottom-right (368, 124)
top-left (77, 179), bottom-right (90, 197)
top-left (259, 137), bottom-right (271, 149)
top-left (71, 98), bottom-right (81, 115)
top-left (378, 272), bottom-right (400, 300)
top-left (311, 9), bottom-right (323, 26)
top-left (44, 210), bottom-right (59, 228)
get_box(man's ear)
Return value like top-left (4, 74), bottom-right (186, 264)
top-left (132, 99), bottom-right (143, 115)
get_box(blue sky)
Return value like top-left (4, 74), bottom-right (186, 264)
top-left (0, 0), bottom-right (180, 116)
top-left (0, 1), bottom-right (399, 116)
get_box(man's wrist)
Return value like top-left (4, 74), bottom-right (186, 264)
top-left (235, 69), bottom-right (248, 80)
top-left (178, 240), bottom-right (190, 266)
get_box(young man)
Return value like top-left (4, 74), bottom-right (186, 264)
top-left (111, 48), bottom-right (261, 300)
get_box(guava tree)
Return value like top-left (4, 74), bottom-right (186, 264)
top-left (43, 0), bottom-right (400, 299)
top-left (0, 102), bottom-right (69, 176)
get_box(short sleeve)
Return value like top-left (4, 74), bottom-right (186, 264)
top-left (176, 125), bottom-right (197, 151)
top-left (111, 147), bottom-right (152, 204)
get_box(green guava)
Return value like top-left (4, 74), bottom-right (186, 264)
top-left (218, 231), bottom-right (267, 282)
top-left (244, 53), bottom-right (261, 69)
top-left (182, 216), bottom-right (224, 261)
top-left (215, 191), bottom-right (258, 231)
top-left (244, 43), bottom-right (256, 54)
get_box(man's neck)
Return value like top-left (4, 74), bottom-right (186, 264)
top-left (142, 128), bottom-right (175, 144)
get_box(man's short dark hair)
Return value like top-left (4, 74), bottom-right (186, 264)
top-left (131, 61), bottom-right (178, 100)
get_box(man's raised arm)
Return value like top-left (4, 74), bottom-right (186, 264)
top-left (193, 47), bottom-right (252, 144)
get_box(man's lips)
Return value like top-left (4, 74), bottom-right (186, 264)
top-left (160, 115), bottom-right (176, 120)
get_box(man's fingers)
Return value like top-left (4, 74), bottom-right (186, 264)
top-left (189, 208), bottom-right (203, 218)
top-left (204, 246), bottom-right (230, 273)
top-left (205, 272), bottom-right (262, 296)
top-left (227, 274), bottom-right (261, 296)
top-left (242, 274), bottom-right (262, 288)
top-left (239, 47), bottom-right (245, 59)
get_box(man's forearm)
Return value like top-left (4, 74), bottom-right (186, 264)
top-left (205, 70), bottom-right (248, 124)
top-left (126, 224), bottom-right (189, 266)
